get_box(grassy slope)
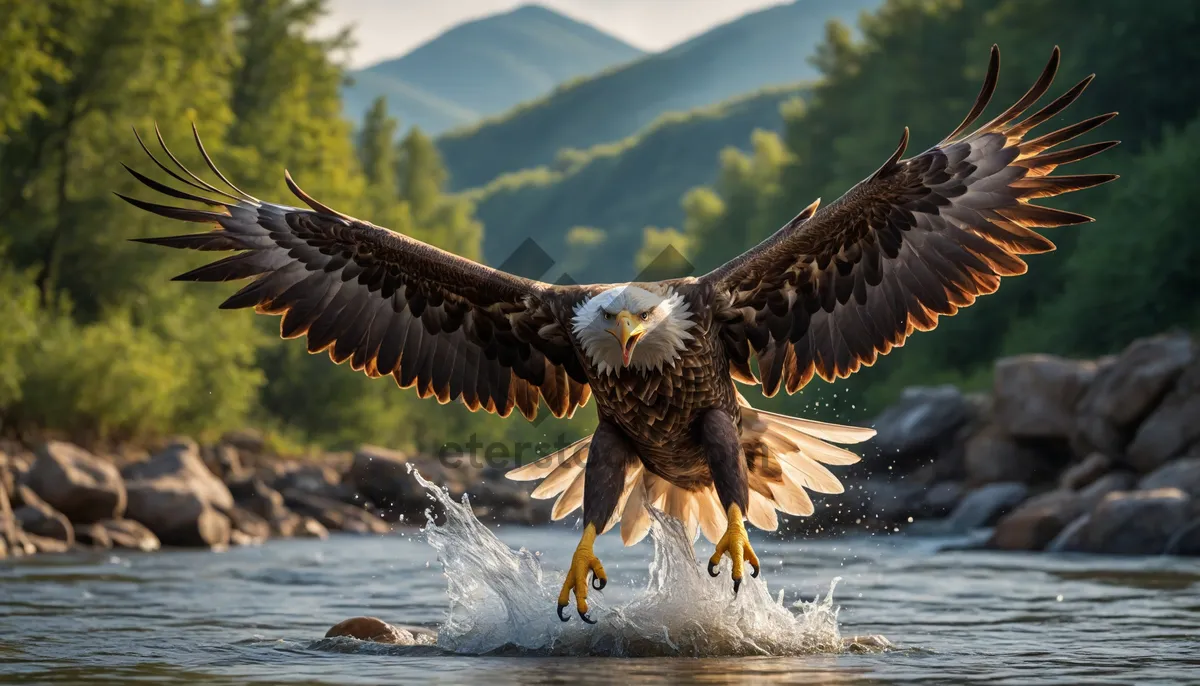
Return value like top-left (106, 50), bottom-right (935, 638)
top-left (438, 0), bottom-right (879, 190)
top-left (342, 5), bottom-right (643, 134)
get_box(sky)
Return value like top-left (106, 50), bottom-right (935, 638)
top-left (316, 0), bottom-right (789, 68)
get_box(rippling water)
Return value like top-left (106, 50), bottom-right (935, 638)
top-left (3, 480), bottom-right (1199, 685)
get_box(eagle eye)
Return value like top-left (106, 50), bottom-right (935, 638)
top-left (603, 311), bottom-right (613, 320)
top-left (640, 312), bottom-right (649, 321)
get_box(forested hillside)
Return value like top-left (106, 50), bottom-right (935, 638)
top-left (437, 0), bottom-right (880, 191)
top-left (0, 0), bottom-right (571, 452)
top-left (673, 0), bottom-right (1200, 419)
top-left (472, 84), bottom-right (807, 283)
top-left (2, 0), bottom-right (1196, 453)
top-left (342, 5), bottom-right (642, 134)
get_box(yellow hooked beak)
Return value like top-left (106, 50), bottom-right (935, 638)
top-left (607, 310), bottom-right (645, 366)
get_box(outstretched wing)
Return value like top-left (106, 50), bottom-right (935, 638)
top-left (704, 46), bottom-right (1117, 396)
top-left (120, 125), bottom-right (591, 420)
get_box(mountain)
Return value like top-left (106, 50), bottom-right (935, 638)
top-left (342, 5), bottom-right (644, 134)
top-left (438, 0), bottom-right (880, 191)
top-left (471, 84), bottom-right (808, 283)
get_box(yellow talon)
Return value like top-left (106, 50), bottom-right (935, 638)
top-left (557, 523), bottom-right (607, 623)
top-left (707, 503), bottom-right (760, 594)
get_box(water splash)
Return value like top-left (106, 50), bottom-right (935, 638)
top-left (412, 468), bottom-right (860, 657)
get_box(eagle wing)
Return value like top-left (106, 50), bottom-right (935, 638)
top-left (120, 125), bottom-right (590, 420)
top-left (703, 46), bottom-right (1118, 396)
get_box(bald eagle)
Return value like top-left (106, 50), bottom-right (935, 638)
top-left (123, 47), bottom-right (1115, 623)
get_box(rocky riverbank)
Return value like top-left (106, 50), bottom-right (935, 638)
top-left (798, 331), bottom-right (1200, 556)
top-left (0, 433), bottom-right (544, 559)
top-left (4, 330), bottom-right (1198, 561)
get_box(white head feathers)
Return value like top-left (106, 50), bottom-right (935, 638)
top-left (571, 285), bottom-right (697, 375)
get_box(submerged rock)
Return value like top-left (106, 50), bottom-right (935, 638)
top-left (27, 441), bottom-right (126, 523)
top-left (325, 617), bottom-right (416, 645)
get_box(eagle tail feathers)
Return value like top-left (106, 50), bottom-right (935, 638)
top-left (503, 403), bottom-right (872, 543)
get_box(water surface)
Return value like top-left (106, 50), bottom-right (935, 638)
top-left (2, 487), bottom-right (1198, 684)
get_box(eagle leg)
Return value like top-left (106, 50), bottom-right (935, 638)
top-left (556, 420), bottom-right (636, 623)
top-left (557, 522), bottom-right (606, 624)
top-left (700, 409), bottom-right (760, 594)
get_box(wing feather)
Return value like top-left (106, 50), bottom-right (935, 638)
top-left (122, 126), bottom-right (593, 420)
top-left (706, 46), bottom-right (1117, 393)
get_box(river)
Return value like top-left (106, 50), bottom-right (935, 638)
top-left (2, 480), bottom-right (1198, 685)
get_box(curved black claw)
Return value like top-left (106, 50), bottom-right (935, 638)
top-left (733, 577), bottom-right (742, 595)
top-left (751, 564), bottom-right (760, 579)
top-left (591, 574), bottom-right (606, 591)
top-left (579, 610), bottom-right (597, 625)
top-left (557, 603), bottom-right (570, 622)
top-left (707, 560), bottom-right (720, 577)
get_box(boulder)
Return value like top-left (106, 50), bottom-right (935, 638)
top-left (1165, 520), bottom-right (1200, 556)
top-left (25, 532), bottom-right (72, 554)
top-left (325, 617), bottom-right (416, 645)
top-left (95, 519), bottom-right (160, 552)
top-left (14, 485), bottom-right (74, 544)
top-left (0, 452), bottom-right (14, 501)
top-left (943, 482), bottom-right (1029, 531)
top-left (122, 439), bottom-right (235, 548)
top-left (1125, 359), bottom-right (1200, 473)
top-left (282, 489), bottom-right (391, 535)
top-left (201, 443), bottom-right (243, 481)
top-left (26, 441), bottom-right (126, 523)
top-left (272, 513), bottom-right (329, 539)
top-left (862, 480), bottom-right (927, 525)
top-left (125, 479), bottom-right (231, 547)
top-left (228, 477), bottom-right (291, 522)
top-left (868, 386), bottom-right (973, 470)
top-left (76, 522), bottom-right (113, 549)
top-left (988, 490), bottom-right (1084, 551)
top-left (920, 482), bottom-right (964, 518)
top-left (1058, 453), bottom-right (1112, 491)
top-left (1074, 333), bottom-right (1195, 458)
top-left (347, 446), bottom-right (473, 522)
top-left (964, 425), bottom-right (1061, 487)
top-left (122, 438), bottom-right (233, 511)
top-left (272, 463), bottom-right (361, 505)
top-left (1077, 471), bottom-right (1138, 511)
top-left (993, 354), bottom-right (1099, 439)
top-left (1054, 488), bottom-right (1194, 555)
top-left (1138, 458), bottom-right (1200, 498)
top-left (223, 505), bottom-right (271, 545)
top-left (220, 428), bottom-right (266, 455)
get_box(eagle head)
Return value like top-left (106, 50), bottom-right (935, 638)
top-left (571, 285), bottom-right (696, 375)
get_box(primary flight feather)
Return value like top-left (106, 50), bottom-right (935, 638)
top-left (123, 46), bottom-right (1116, 623)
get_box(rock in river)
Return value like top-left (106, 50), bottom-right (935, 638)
top-left (26, 441), bottom-right (126, 523)
top-left (325, 617), bottom-right (417, 645)
top-left (14, 485), bottom-right (74, 545)
top-left (122, 439), bottom-right (235, 547)
top-left (1053, 488), bottom-right (1194, 555)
